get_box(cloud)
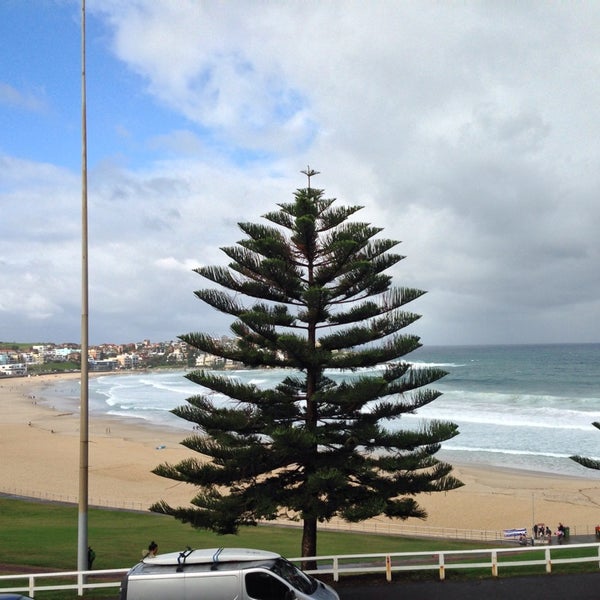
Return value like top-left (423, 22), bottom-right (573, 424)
top-left (91, 0), bottom-right (316, 154)
top-left (155, 257), bottom-right (200, 272)
top-left (149, 130), bottom-right (206, 157)
top-left (2, 2), bottom-right (600, 345)
top-left (0, 82), bottom-right (46, 112)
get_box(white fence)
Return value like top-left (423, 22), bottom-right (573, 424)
top-left (266, 516), bottom-right (600, 542)
top-left (311, 542), bottom-right (600, 581)
top-left (0, 567), bottom-right (129, 598)
top-left (1, 543), bottom-right (600, 597)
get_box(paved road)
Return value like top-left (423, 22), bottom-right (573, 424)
top-left (335, 572), bottom-right (600, 599)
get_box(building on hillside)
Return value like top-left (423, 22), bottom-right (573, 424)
top-left (0, 363), bottom-right (28, 377)
top-left (116, 353), bottom-right (140, 369)
top-left (89, 359), bottom-right (118, 372)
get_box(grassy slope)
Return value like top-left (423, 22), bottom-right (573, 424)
top-left (3, 497), bottom-right (597, 599)
top-left (1, 496), bottom-right (479, 571)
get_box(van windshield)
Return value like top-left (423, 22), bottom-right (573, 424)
top-left (270, 558), bottom-right (317, 594)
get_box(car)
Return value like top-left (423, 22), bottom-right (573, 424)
top-left (119, 547), bottom-right (340, 600)
top-left (0, 595), bottom-right (35, 600)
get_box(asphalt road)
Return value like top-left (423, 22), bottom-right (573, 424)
top-left (334, 572), bottom-right (600, 599)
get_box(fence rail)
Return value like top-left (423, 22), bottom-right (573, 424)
top-left (1, 488), bottom-right (147, 512)
top-left (263, 516), bottom-right (600, 543)
top-left (1, 543), bottom-right (600, 597)
top-left (0, 568), bottom-right (129, 597)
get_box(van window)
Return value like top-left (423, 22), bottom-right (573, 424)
top-left (245, 571), bottom-right (290, 599)
top-left (271, 558), bottom-right (317, 594)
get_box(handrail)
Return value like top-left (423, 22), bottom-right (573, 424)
top-left (288, 542), bottom-right (600, 581)
top-left (1, 543), bottom-right (599, 596)
top-left (0, 567), bottom-right (129, 597)
top-left (263, 516), bottom-right (600, 542)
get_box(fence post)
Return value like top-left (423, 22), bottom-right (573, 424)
top-left (333, 557), bottom-right (339, 582)
top-left (545, 547), bottom-right (552, 573)
top-left (78, 570), bottom-right (84, 596)
top-left (28, 574), bottom-right (35, 598)
top-left (385, 555), bottom-right (391, 582)
top-left (491, 550), bottom-right (498, 577)
top-left (438, 553), bottom-right (445, 581)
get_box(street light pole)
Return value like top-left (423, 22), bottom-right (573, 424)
top-left (77, 0), bottom-right (90, 580)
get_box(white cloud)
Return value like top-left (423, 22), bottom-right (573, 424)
top-left (0, 83), bottom-right (46, 112)
top-left (2, 2), bottom-right (600, 344)
top-left (154, 257), bottom-right (199, 272)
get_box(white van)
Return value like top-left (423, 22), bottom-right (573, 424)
top-left (119, 547), bottom-right (340, 600)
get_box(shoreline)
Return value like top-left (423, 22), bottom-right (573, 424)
top-left (2, 373), bottom-right (600, 535)
top-left (0, 373), bottom-right (198, 511)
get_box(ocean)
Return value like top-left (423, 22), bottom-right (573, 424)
top-left (43, 343), bottom-right (600, 478)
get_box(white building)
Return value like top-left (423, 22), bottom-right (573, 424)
top-left (0, 363), bottom-right (28, 377)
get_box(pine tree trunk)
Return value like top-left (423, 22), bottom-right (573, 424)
top-left (301, 516), bottom-right (318, 570)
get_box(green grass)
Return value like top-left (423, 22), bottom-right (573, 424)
top-left (0, 342), bottom-right (45, 351)
top-left (28, 361), bottom-right (80, 374)
top-left (1, 497), bottom-right (599, 598)
top-left (0, 497), bottom-right (483, 572)
top-left (0, 496), bottom-right (491, 598)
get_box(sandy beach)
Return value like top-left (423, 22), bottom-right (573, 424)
top-left (0, 373), bottom-right (197, 512)
top-left (2, 373), bottom-right (600, 538)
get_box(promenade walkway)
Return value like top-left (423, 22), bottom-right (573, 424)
top-left (337, 572), bottom-right (600, 600)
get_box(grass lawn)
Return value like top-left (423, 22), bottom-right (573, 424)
top-left (1, 496), bottom-right (483, 572)
top-left (2, 496), bottom-right (598, 599)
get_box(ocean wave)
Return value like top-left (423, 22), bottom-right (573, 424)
top-left (246, 379), bottom-right (271, 386)
top-left (407, 410), bottom-right (600, 431)
top-left (107, 404), bottom-right (174, 412)
top-left (75, 345), bottom-right (600, 477)
top-left (442, 444), bottom-right (575, 459)
top-left (409, 361), bottom-right (465, 369)
top-left (105, 409), bottom-right (192, 431)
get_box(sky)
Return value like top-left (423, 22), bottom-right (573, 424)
top-left (1, 0), bottom-right (599, 347)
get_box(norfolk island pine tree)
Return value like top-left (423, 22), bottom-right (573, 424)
top-left (150, 169), bottom-right (463, 564)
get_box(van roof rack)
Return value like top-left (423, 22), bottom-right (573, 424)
top-left (176, 547), bottom-right (193, 572)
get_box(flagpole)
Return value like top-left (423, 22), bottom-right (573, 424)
top-left (78, 0), bottom-right (90, 580)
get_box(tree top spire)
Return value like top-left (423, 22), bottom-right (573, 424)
top-left (300, 165), bottom-right (320, 188)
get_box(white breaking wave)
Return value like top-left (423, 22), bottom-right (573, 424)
top-left (40, 344), bottom-right (600, 478)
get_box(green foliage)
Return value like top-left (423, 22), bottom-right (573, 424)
top-left (154, 180), bottom-right (462, 557)
top-left (28, 361), bottom-right (80, 374)
top-left (0, 341), bottom-right (51, 351)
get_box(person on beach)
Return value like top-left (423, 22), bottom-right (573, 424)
top-left (143, 541), bottom-right (158, 558)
